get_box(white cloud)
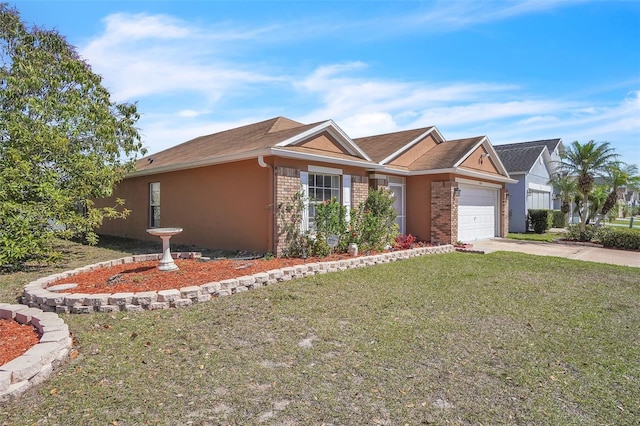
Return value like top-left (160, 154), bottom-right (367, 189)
top-left (80, 13), bottom-right (281, 102)
top-left (74, 9), bottom-right (637, 169)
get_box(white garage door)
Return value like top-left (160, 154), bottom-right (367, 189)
top-left (458, 185), bottom-right (498, 242)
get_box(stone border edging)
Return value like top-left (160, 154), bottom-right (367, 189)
top-left (0, 304), bottom-right (72, 401)
top-left (22, 246), bottom-right (454, 314)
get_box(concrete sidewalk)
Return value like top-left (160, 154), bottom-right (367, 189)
top-left (469, 238), bottom-right (640, 268)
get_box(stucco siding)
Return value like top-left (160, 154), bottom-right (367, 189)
top-left (98, 160), bottom-right (272, 253)
top-left (460, 148), bottom-right (501, 174)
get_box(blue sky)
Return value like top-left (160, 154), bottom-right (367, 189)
top-left (11, 0), bottom-right (640, 168)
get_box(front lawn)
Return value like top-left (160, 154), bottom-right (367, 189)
top-left (606, 217), bottom-right (640, 229)
top-left (1, 241), bottom-right (638, 424)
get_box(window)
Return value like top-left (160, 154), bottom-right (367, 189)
top-left (307, 173), bottom-right (340, 231)
top-left (149, 182), bottom-right (160, 228)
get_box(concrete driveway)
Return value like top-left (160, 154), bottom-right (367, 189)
top-left (470, 238), bottom-right (640, 268)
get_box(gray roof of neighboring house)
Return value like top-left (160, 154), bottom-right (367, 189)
top-left (496, 138), bottom-right (562, 154)
top-left (493, 144), bottom-right (548, 174)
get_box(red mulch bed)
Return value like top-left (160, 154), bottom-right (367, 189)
top-left (47, 257), bottom-right (341, 294)
top-left (0, 318), bottom-right (40, 365)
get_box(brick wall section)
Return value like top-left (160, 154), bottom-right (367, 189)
top-left (369, 177), bottom-right (388, 191)
top-left (500, 189), bottom-right (509, 237)
top-left (274, 166), bottom-right (301, 256)
top-left (430, 181), bottom-right (458, 244)
top-left (351, 175), bottom-right (369, 209)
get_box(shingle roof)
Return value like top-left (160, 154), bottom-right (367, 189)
top-left (493, 144), bottom-right (547, 174)
top-left (407, 137), bottom-right (483, 171)
top-left (131, 116), bottom-right (509, 180)
top-left (353, 127), bottom-right (435, 163)
top-left (496, 138), bottom-right (562, 153)
top-left (135, 117), bottom-right (319, 173)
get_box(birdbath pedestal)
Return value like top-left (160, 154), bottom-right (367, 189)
top-left (146, 227), bottom-right (183, 271)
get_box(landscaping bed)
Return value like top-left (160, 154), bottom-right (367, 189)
top-left (0, 318), bottom-right (40, 365)
top-left (23, 246), bottom-right (453, 314)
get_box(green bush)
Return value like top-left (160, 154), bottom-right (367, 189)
top-left (565, 224), bottom-right (597, 242)
top-left (551, 210), bottom-right (566, 228)
top-left (277, 188), bottom-right (399, 257)
top-left (594, 227), bottom-right (640, 250)
top-left (350, 188), bottom-right (399, 251)
top-left (528, 209), bottom-right (552, 234)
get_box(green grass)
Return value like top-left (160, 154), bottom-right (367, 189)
top-left (507, 231), bottom-right (565, 242)
top-left (1, 239), bottom-right (639, 425)
top-left (606, 217), bottom-right (640, 229)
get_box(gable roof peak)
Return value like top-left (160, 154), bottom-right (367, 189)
top-left (266, 116), bottom-right (306, 134)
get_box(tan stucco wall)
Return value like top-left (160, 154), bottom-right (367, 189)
top-left (299, 134), bottom-right (350, 154)
top-left (98, 159), bottom-right (272, 253)
top-left (403, 173), bottom-right (456, 242)
top-left (460, 146), bottom-right (501, 174)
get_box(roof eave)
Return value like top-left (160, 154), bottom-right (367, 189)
top-left (406, 167), bottom-right (517, 183)
top-left (125, 147), bottom-right (383, 178)
top-left (271, 147), bottom-right (383, 170)
top-left (125, 148), bottom-right (275, 178)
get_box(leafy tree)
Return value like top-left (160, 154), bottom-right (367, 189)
top-left (0, 4), bottom-right (145, 268)
top-left (548, 173), bottom-right (577, 216)
top-left (559, 140), bottom-right (618, 239)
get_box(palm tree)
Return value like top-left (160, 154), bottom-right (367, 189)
top-left (548, 173), bottom-right (577, 223)
top-left (595, 163), bottom-right (640, 225)
top-left (559, 140), bottom-right (618, 238)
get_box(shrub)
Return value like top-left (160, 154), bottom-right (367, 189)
top-left (277, 188), bottom-right (400, 257)
top-left (350, 189), bottom-right (399, 251)
top-left (594, 227), bottom-right (640, 250)
top-left (565, 224), bottom-right (597, 242)
top-left (393, 234), bottom-right (417, 250)
top-left (528, 209), bottom-right (552, 234)
top-left (551, 210), bottom-right (566, 228)
top-left (314, 197), bottom-right (349, 249)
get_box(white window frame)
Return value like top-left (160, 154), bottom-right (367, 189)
top-left (300, 169), bottom-right (346, 232)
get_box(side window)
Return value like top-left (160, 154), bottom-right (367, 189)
top-left (149, 182), bottom-right (160, 228)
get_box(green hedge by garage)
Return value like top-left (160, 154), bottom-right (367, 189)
top-left (527, 209), bottom-right (553, 234)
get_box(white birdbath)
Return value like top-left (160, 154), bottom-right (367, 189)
top-left (146, 227), bottom-right (183, 271)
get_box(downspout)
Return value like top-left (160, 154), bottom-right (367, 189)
top-left (258, 155), bottom-right (275, 254)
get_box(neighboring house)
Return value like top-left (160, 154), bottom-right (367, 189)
top-left (493, 139), bottom-right (563, 233)
top-left (97, 117), bottom-right (515, 254)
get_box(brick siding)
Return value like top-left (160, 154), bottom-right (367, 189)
top-left (430, 181), bottom-right (458, 244)
top-left (500, 189), bottom-right (509, 237)
top-left (351, 175), bottom-right (369, 209)
top-left (274, 166), bottom-right (301, 256)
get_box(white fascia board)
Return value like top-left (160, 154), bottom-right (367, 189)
top-left (406, 167), bottom-right (517, 183)
top-left (380, 128), bottom-right (437, 165)
top-left (275, 120), bottom-right (372, 162)
top-left (452, 137), bottom-right (486, 168)
top-left (271, 148), bottom-right (383, 170)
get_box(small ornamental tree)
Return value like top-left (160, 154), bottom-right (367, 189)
top-left (0, 4), bottom-right (145, 268)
